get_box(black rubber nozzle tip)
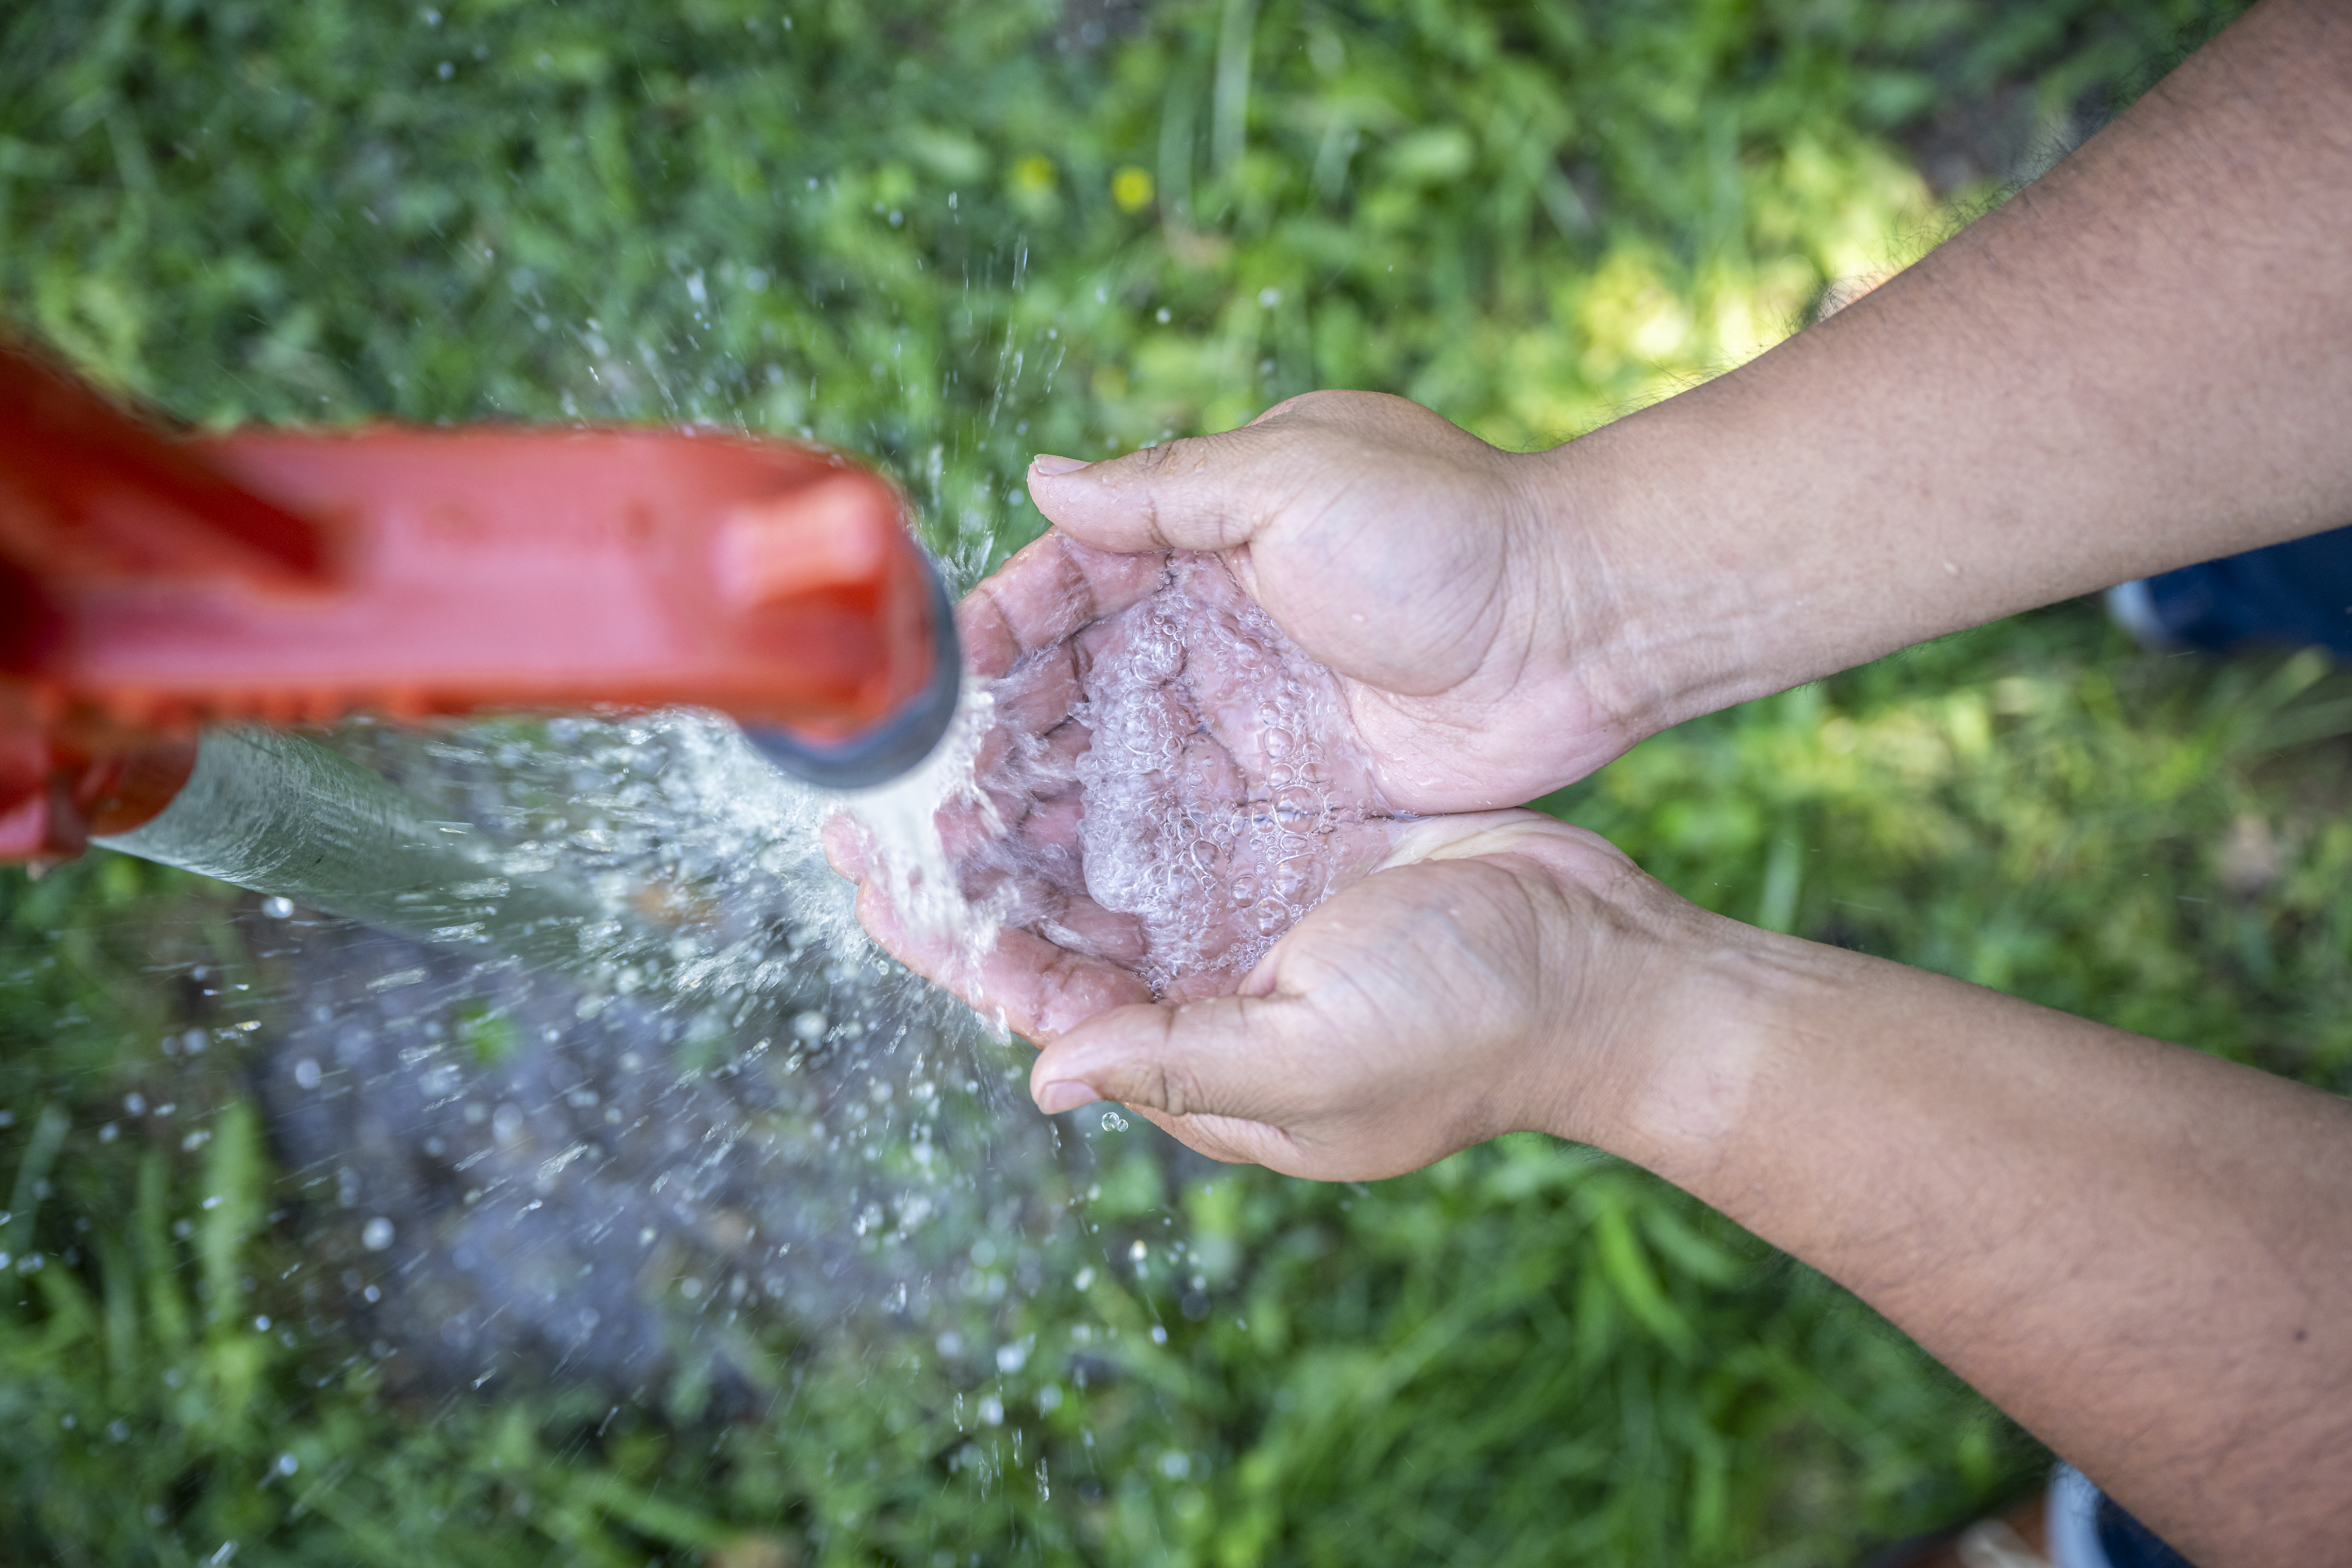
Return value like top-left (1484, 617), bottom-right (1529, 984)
top-left (741, 561), bottom-right (963, 791)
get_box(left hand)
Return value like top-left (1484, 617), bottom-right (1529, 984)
top-left (1024, 811), bottom-right (1702, 1180)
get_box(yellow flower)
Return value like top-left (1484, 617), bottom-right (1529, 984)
top-left (1111, 166), bottom-right (1155, 212)
top-left (1010, 154), bottom-right (1057, 197)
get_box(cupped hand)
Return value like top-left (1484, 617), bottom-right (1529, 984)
top-left (1027, 391), bottom-right (1663, 813)
top-left (1026, 812), bottom-right (1707, 1181)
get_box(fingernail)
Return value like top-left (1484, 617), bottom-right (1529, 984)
top-left (1035, 1079), bottom-right (1098, 1114)
top-left (1031, 453), bottom-right (1089, 476)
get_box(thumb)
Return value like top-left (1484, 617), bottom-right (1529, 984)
top-left (1031, 994), bottom-right (1297, 1122)
top-left (1031, 996), bottom-right (1321, 1170)
top-left (1026, 424), bottom-right (1286, 554)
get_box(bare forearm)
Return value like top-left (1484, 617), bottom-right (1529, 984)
top-left (1584, 927), bottom-right (2352, 1566)
top-left (1559, 0), bottom-right (2352, 731)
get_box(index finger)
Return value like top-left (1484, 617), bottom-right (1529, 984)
top-left (956, 530), bottom-right (1168, 680)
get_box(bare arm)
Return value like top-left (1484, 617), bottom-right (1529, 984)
top-left (1611, 913), bottom-right (2352, 1568)
top-left (1577, 0), bottom-right (2352, 735)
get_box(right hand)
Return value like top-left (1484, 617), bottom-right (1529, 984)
top-left (1022, 390), bottom-right (1673, 812)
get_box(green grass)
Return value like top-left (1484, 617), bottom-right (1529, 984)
top-left (7, 1), bottom-right (2337, 1564)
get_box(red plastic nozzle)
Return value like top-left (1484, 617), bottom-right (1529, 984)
top-left (0, 341), bottom-right (957, 860)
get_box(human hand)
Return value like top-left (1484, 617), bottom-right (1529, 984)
top-left (1022, 811), bottom-right (1711, 1181)
top-left (1025, 391), bottom-right (1686, 813)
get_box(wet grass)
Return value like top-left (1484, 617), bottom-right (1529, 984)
top-left (3, 1), bottom-right (2327, 1564)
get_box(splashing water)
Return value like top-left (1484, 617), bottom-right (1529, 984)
top-left (155, 702), bottom-right (1100, 1405)
top-left (851, 548), bottom-right (1406, 1008)
top-left (1070, 551), bottom-right (1403, 999)
top-left (834, 684), bottom-right (1012, 1011)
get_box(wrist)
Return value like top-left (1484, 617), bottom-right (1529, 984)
top-left (1515, 405), bottom-right (1797, 757)
top-left (1510, 831), bottom-right (1839, 1183)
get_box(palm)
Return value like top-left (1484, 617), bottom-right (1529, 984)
top-left (937, 542), bottom-right (1404, 1019)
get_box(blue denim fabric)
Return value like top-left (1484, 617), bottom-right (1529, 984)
top-left (2141, 523), bottom-right (2352, 658)
top-left (2094, 1492), bottom-right (2197, 1568)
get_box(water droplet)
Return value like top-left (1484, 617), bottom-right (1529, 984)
top-left (978, 1395), bottom-right (1004, 1426)
top-left (261, 896), bottom-right (294, 918)
top-left (275, 1452), bottom-right (298, 1477)
top-left (292, 1058), bottom-right (321, 1090)
top-left (361, 1217), bottom-right (395, 1252)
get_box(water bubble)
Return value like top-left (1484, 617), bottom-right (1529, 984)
top-left (360, 1217), bottom-right (395, 1252)
top-left (1099, 1111), bottom-right (1127, 1132)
